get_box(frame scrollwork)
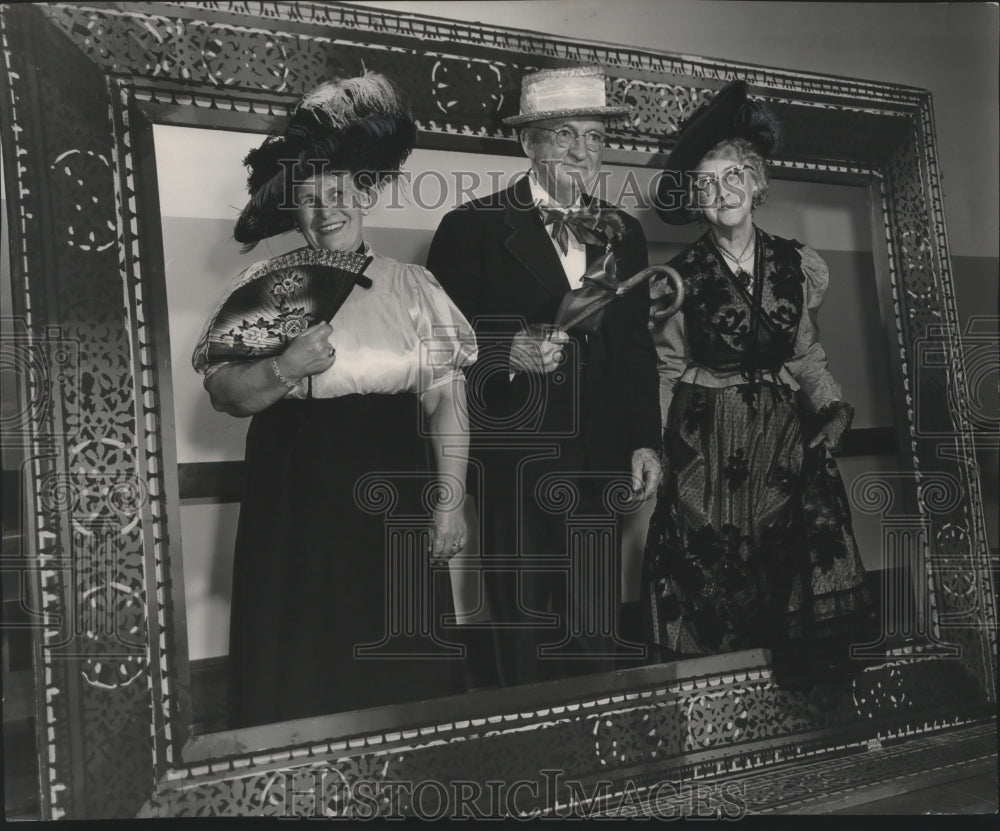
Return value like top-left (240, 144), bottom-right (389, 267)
top-left (0, 1), bottom-right (993, 819)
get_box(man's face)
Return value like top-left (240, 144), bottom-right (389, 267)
top-left (520, 117), bottom-right (606, 206)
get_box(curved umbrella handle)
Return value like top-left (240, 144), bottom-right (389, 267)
top-left (617, 264), bottom-right (685, 320)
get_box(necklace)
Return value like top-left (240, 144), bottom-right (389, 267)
top-left (714, 229), bottom-right (755, 287)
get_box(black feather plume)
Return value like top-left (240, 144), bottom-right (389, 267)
top-left (734, 99), bottom-right (782, 157)
top-left (234, 72), bottom-right (417, 247)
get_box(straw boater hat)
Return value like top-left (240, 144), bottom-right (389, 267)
top-left (654, 80), bottom-right (782, 225)
top-left (234, 71), bottom-right (416, 247)
top-left (503, 66), bottom-right (628, 127)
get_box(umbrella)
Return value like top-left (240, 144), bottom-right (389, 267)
top-left (202, 247), bottom-right (373, 364)
top-left (554, 252), bottom-right (685, 335)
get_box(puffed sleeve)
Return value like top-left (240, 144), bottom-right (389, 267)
top-left (782, 245), bottom-right (844, 412)
top-left (191, 302), bottom-right (217, 376)
top-left (651, 307), bottom-right (690, 429)
top-left (192, 334), bottom-right (232, 380)
top-left (405, 264), bottom-right (479, 393)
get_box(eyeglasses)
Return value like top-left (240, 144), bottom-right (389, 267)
top-left (534, 126), bottom-right (606, 152)
top-left (691, 164), bottom-right (753, 195)
top-left (689, 164), bottom-right (757, 210)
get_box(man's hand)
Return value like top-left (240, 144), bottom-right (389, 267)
top-left (809, 401), bottom-right (854, 453)
top-left (509, 325), bottom-right (569, 375)
top-left (630, 447), bottom-right (662, 502)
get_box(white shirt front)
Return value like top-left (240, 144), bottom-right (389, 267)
top-left (528, 174), bottom-right (587, 290)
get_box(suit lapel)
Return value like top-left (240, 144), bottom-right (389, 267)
top-left (503, 177), bottom-right (571, 299)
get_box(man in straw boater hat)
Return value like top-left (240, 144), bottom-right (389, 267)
top-left (428, 66), bottom-right (662, 687)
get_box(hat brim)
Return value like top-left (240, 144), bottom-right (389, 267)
top-left (503, 105), bottom-right (630, 126)
top-left (235, 175), bottom-right (299, 246)
top-left (654, 82), bottom-right (749, 225)
top-left (234, 115), bottom-right (416, 246)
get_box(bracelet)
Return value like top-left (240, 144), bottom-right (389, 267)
top-left (269, 356), bottom-right (298, 390)
top-left (823, 399), bottom-right (852, 415)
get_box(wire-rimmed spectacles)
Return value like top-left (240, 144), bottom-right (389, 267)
top-left (691, 163), bottom-right (753, 195)
top-left (534, 126), bottom-right (606, 152)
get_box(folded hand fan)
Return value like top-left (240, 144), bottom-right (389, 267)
top-left (203, 247), bottom-right (373, 364)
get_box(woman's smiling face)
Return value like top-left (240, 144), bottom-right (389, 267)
top-left (293, 172), bottom-right (366, 252)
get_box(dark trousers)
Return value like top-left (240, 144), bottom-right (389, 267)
top-left (480, 494), bottom-right (626, 687)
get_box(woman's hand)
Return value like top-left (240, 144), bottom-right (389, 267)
top-left (276, 322), bottom-right (336, 381)
top-left (810, 401), bottom-right (854, 453)
top-left (205, 329), bottom-right (333, 417)
top-left (630, 447), bottom-right (663, 502)
top-left (423, 378), bottom-right (470, 564)
top-left (430, 505), bottom-right (467, 563)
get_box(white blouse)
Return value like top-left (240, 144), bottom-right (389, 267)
top-left (193, 252), bottom-right (478, 398)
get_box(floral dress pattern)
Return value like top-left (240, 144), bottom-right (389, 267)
top-left (642, 228), bottom-right (873, 659)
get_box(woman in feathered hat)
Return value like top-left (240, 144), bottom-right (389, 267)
top-left (192, 72), bottom-right (477, 727)
top-left (641, 81), bottom-right (873, 680)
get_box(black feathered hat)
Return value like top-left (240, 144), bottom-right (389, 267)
top-left (234, 72), bottom-right (416, 247)
top-left (654, 80), bottom-right (782, 225)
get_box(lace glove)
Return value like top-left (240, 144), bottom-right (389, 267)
top-left (809, 401), bottom-right (854, 453)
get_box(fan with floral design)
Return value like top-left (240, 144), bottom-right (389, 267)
top-left (203, 247), bottom-right (373, 364)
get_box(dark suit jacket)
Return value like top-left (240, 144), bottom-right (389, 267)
top-left (427, 176), bottom-right (661, 500)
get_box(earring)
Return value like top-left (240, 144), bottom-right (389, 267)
top-left (751, 192), bottom-right (764, 210)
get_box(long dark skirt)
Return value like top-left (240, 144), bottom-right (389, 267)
top-left (641, 382), bottom-right (873, 661)
top-left (228, 394), bottom-right (464, 728)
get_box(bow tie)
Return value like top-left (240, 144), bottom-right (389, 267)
top-left (538, 204), bottom-right (605, 256)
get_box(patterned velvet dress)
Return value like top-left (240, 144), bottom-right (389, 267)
top-left (641, 228), bottom-right (873, 662)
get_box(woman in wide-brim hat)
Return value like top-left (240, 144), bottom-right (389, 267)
top-left (191, 72), bottom-right (478, 727)
top-left (641, 80), bottom-right (874, 682)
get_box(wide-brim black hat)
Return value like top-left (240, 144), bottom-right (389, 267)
top-left (654, 80), bottom-right (782, 225)
top-left (234, 72), bottom-right (416, 247)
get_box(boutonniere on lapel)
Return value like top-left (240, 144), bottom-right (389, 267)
top-left (552, 207), bottom-right (684, 335)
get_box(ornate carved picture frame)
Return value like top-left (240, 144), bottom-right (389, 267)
top-left (0, 1), bottom-right (994, 819)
